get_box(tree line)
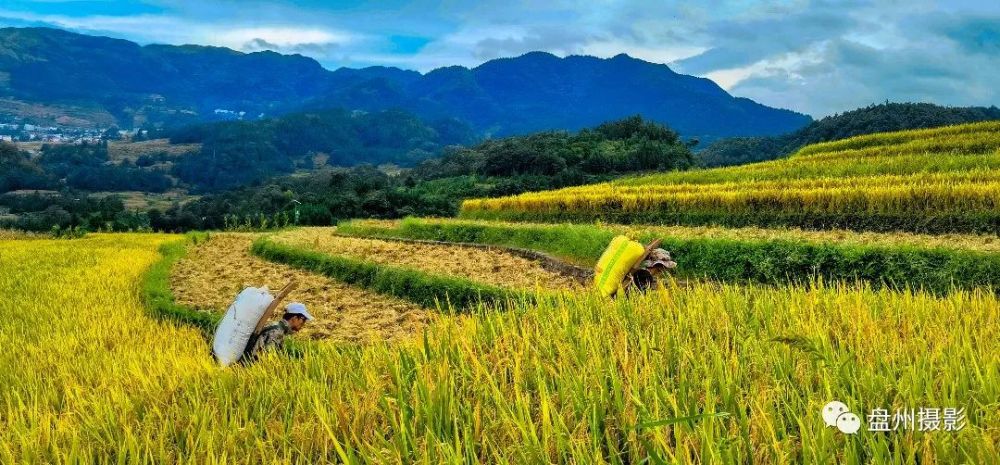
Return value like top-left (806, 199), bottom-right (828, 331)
top-left (0, 115), bottom-right (695, 232)
top-left (0, 140), bottom-right (175, 193)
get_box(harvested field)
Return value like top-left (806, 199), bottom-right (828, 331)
top-left (107, 138), bottom-right (201, 161)
top-left (90, 190), bottom-right (197, 210)
top-left (170, 233), bottom-right (429, 342)
top-left (271, 227), bottom-right (582, 290)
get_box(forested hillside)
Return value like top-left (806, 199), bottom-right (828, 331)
top-left (168, 109), bottom-right (474, 191)
top-left (0, 27), bottom-right (809, 139)
top-left (0, 116), bottom-right (694, 232)
top-left (699, 102), bottom-right (1000, 166)
top-left (146, 116), bottom-right (694, 230)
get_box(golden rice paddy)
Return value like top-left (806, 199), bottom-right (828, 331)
top-left (2, 234), bottom-right (997, 463)
top-left (459, 122), bottom-right (1000, 231)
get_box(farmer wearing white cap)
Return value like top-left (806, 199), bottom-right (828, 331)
top-left (240, 302), bottom-right (313, 363)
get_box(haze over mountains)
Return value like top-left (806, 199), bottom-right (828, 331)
top-left (0, 27), bottom-right (811, 140)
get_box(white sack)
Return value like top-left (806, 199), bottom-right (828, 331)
top-left (212, 286), bottom-right (274, 366)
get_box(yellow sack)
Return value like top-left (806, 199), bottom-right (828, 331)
top-left (594, 235), bottom-right (645, 297)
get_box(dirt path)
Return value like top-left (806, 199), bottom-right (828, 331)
top-left (170, 233), bottom-right (429, 342)
top-left (271, 227), bottom-right (582, 290)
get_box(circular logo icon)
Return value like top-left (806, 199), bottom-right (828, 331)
top-left (836, 412), bottom-right (861, 434)
top-left (823, 401), bottom-right (849, 427)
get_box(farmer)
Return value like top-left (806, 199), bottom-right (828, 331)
top-left (628, 248), bottom-right (677, 292)
top-left (240, 302), bottom-right (313, 364)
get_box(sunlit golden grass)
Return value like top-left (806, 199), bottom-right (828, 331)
top-left (463, 173), bottom-right (1000, 217)
top-left (1, 234), bottom-right (997, 463)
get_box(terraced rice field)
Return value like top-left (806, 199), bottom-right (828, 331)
top-left (171, 233), bottom-right (428, 341)
top-left (269, 227), bottom-right (582, 290)
top-left (348, 218), bottom-right (1000, 255)
top-left (460, 122), bottom-right (1000, 234)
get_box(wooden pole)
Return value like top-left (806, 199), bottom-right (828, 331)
top-left (252, 281), bottom-right (298, 335)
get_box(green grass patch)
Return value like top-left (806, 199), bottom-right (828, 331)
top-left (141, 232), bottom-right (220, 335)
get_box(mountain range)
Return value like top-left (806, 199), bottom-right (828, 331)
top-left (0, 26), bottom-right (811, 140)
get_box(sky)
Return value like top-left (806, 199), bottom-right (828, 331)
top-left (0, 0), bottom-right (997, 118)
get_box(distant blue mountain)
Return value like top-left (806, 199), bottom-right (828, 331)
top-left (0, 27), bottom-right (811, 139)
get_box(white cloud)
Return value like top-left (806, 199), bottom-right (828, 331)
top-left (704, 45), bottom-right (824, 90)
top-left (731, 36), bottom-right (999, 116)
top-left (0, 9), bottom-right (356, 52)
top-left (581, 41), bottom-right (706, 65)
top-left (210, 27), bottom-right (357, 51)
top-left (0, 10), bottom-right (196, 43)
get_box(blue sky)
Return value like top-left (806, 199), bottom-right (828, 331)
top-left (1, 0), bottom-right (997, 117)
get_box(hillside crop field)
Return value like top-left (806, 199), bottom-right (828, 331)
top-left (460, 122), bottom-right (1000, 234)
top-left (2, 234), bottom-right (997, 463)
top-left (3, 15), bottom-right (999, 464)
top-left (105, 138), bottom-right (201, 162)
